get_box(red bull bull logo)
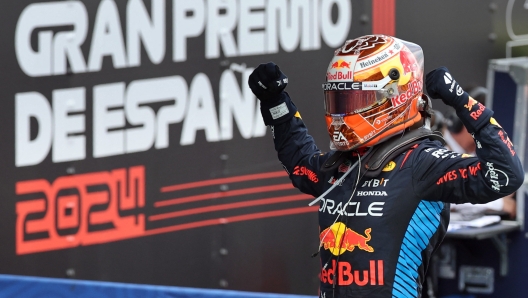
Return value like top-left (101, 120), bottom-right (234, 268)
top-left (330, 59), bottom-right (352, 69)
top-left (339, 61), bottom-right (351, 68)
top-left (319, 222), bottom-right (374, 256)
top-left (327, 59), bottom-right (354, 80)
top-left (464, 97), bottom-right (478, 111)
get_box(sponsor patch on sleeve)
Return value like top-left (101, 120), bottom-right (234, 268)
top-left (269, 102), bottom-right (289, 120)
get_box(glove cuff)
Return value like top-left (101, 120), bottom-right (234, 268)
top-left (260, 92), bottom-right (298, 126)
top-left (454, 95), bottom-right (493, 133)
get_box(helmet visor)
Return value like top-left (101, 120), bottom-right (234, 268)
top-left (323, 76), bottom-right (395, 115)
top-left (324, 90), bottom-right (380, 115)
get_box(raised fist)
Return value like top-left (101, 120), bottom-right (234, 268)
top-left (425, 66), bottom-right (468, 110)
top-left (248, 62), bottom-right (289, 102)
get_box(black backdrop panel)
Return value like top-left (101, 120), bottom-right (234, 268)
top-left (0, 0), bottom-right (506, 295)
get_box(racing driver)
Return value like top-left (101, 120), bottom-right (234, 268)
top-left (247, 35), bottom-right (524, 298)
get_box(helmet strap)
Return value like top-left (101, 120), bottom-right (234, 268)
top-left (418, 94), bottom-right (433, 127)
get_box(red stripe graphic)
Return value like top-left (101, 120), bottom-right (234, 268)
top-left (149, 193), bottom-right (311, 221)
top-left (150, 171), bottom-right (314, 239)
top-left (155, 183), bottom-right (294, 207)
top-left (160, 171), bottom-right (287, 192)
top-left (372, 0), bottom-right (395, 36)
top-left (145, 206), bottom-right (319, 236)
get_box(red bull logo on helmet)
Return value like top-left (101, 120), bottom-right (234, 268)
top-left (330, 60), bottom-right (352, 69)
top-left (326, 56), bottom-right (358, 82)
top-left (390, 79), bottom-right (422, 107)
top-left (319, 222), bottom-right (374, 256)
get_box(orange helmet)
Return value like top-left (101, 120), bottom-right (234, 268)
top-left (323, 35), bottom-right (425, 151)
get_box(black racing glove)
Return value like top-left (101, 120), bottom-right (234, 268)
top-left (248, 62), bottom-right (298, 126)
top-left (248, 62), bottom-right (288, 101)
top-left (425, 67), bottom-right (492, 133)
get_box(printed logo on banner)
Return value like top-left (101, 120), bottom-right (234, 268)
top-left (16, 166), bottom-right (146, 255)
top-left (10, 0), bottom-right (355, 258)
top-left (14, 0), bottom-right (354, 167)
top-left (15, 72), bottom-right (268, 167)
top-left (15, 0), bottom-right (352, 76)
top-left (15, 168), bottom-right (312, 255)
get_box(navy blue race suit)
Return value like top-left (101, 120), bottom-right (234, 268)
top-left (268, 99), bottom-right (523, 297)
top-left (248, 62), bottom-right (524, 297)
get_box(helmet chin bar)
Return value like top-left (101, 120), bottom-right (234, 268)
top-left (328, 100), bottom-right (422, 151)
top-left (330, 116), bottom-right (353, 150)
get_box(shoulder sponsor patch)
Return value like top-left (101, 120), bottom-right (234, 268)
top-left (382, 161), bottom-right (396, 172)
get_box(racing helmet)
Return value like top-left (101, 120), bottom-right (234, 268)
top-left (323, 35), bottom-right (426, 151)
